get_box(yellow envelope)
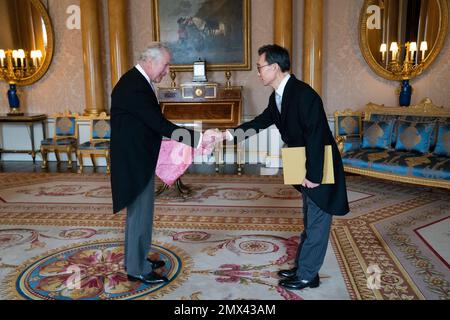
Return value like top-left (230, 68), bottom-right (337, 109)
top-left (281, 145), bottom-right (335, 185)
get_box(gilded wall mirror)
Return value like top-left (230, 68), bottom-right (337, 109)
top-left (0, 0), bottom-right (54, 86)
top-left (359, 0), bottom-right (448, 81)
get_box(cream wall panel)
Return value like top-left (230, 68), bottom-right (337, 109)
top-left (1, 0), bottom-right (449, 120)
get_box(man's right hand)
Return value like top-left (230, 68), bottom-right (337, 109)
top-left (196, 129), bottom-right (222, 155)
top-left (222, 130), bottom-right (234, 141)
top-left (203, 129), bottom-right (222, 145)
top-left (302, 178), bottom-right (320, 189)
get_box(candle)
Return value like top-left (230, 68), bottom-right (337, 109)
top-left (18, 49), bottom-right (25, 68)
top-left (0, 49), bottom-right (5, 67)
top-left (31, 51), bottom-right (37, 67)
top-left (12, 50), bottom-right (18, 67)
top-left (409, 42), bottom-right (417, 62)
top-left (20, 49), bottom-right (25, 67)
top-left (420, 41), bottom-right (428, 61)
top-left (380, 43), bottom-right (387, 61)
top-left (36, 50), bottom-right (42, 66)
top-left (390, 42), bottom-right (398, 61)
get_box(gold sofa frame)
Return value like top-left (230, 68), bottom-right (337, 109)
top-left (335, 98), bottom-right (450, 189)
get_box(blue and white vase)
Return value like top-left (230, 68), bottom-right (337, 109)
top-left (399, 79), bottom-right (412, 107)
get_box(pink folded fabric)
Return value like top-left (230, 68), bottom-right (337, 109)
top-left (156, 140), bottom-right (194, 186)
top-left (156, 132), bottom-right (221, 186)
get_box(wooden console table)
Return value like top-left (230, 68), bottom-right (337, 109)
top-left (0, 114), bottom-right (47, 163)
top-left (158, 83), bottom-right (242, 130)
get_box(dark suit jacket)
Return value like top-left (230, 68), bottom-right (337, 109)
top-left (233, 75), bottom-right (349, 215)
top-left (110, 67), bottom-right (200, 213)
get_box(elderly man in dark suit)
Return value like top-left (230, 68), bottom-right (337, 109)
top-left (110, 43), bottom-right (219, 285)
top-left (224, 44), bottom-right (350, 290)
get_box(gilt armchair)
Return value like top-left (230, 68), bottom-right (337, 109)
top-left (40, 111), bottom-right (79, 169)
top-left (77, 112), bottom-right (111, 173)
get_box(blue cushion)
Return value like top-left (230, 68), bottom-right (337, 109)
top-left (369, 114), bottom-right (399, 122)
top-left (55, 117), bottom-right (77, 136)
top-left (343, 136), bottom-right (361, 153)
top-left (342, 149), bottom-right (450, 180)
top-left (369, 114), bottom-right (400, 146)
top-left (361, 120), bottom-right (394, 150)
top-left (79, 142), bottom-right (93, 150)
top-left (433, 123), bottom-right (450, 157)
top-left (79, 141), bottom-right (110, 150)
top-left (41, 138), bottom-right (77, 146)
top-left (395, 121), bottom-right (435, 154)
top-left (41, 138), bottom-right (54, 145)
top-left (337, 116), bottom-right (360, 136)
top-left (92, 119), bottom-right (111, 140)
top-left (391, 120), bottom-right (401, 147)
top-left (404, 116), bottom-right (444, 149)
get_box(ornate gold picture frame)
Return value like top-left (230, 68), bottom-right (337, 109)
top-left (151, 0), bottom-right (251, 71)
top-left (358, 0), bottom-right (448, 81)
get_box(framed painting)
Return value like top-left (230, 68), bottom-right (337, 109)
top-left (151, 0), bottom-right (251, 71)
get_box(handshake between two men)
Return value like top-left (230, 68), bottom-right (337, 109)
top-left (196, 128), bottom-right (230, 156)
top-left (155, 128), bottom-right (231, 186)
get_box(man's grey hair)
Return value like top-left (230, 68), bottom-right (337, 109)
top-left (138, 42), bottom-right (170, 63)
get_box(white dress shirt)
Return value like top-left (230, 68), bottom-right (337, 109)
top-left (136, 64), bottom-right (151, 86)
top-left (136, 64), bottom-right (158, 101)
top-left (275, 74), bottom-right (291, 113)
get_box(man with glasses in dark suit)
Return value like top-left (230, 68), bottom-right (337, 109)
top-left (223, 44), bottom-right (350, 290)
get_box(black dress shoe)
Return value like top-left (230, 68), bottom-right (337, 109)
top-left (279, 274), bottom-right (320, 290)
top-left (127, 272), bottom-right (169, 285)
top-left (277, 267), bottom-right (298, 279)
top-left (147, 258), bottom-right (165, 269)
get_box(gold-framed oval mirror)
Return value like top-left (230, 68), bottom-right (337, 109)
top-left (359, 0), bottom-right (448, 81)
top-left (0, 0), bottom-right (54, 86)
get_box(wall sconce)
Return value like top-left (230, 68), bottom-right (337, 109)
top-left (0, 48), bottom-right (43, 115)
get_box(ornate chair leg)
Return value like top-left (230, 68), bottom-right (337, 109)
top-left (90, 154), bottom-right (96, 171)
top-left (77, 151), bottom-right (83, 173)
top-left (214, 143), bottom-right (221, 173)
top-left (178, 179), bottom-right (191, 194)
top-left (237, 145), bottom-right (242, 176)
top-left (40, 147), bottom-right (48, 169)
top-left (176, 179), bottom-right (192, 199)
top-left (67, 147), bottom-right (73, 167)
top-left (55, 150), bottom-right (61, 167)
top-left (73, 148), bottom-right (78, 168)
top-left (155, 183), bottom-right (169, 196)
top-left (105, 151), bottom-right (110, 174)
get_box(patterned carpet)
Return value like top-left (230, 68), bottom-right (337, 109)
top-left (0, 172), bottom-right (448, 300)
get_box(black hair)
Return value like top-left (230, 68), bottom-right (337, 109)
top-left (258, 44), bottom-right (291, 72)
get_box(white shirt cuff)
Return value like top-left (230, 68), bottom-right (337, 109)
top-left (196, 132), bottom-right (203, 149)
top-left (226, 130), bottom-right (234, 141)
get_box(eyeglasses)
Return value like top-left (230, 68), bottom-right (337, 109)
top-left (256, 63), bottom-right (273, 72)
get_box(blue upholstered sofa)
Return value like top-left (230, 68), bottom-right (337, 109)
top-left (334, 98), bottom-right (450, 189)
